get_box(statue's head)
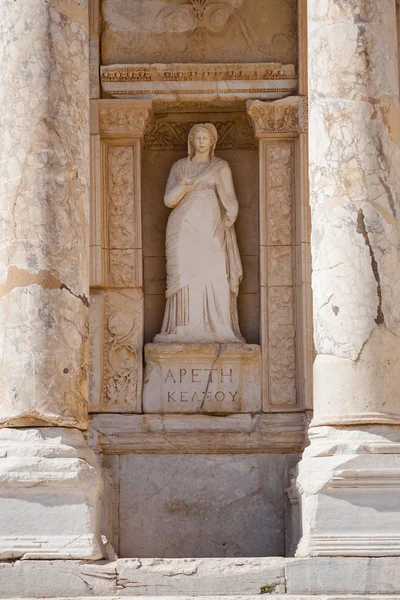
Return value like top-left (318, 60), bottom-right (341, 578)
top-left (188, 123), bottom-right (218, 159)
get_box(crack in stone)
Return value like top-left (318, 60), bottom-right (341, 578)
top-left (59, 283), bottom-right (89, 307)
top-left (44, 0), bottom-right (89, 28)
top-left (356, 208), bottom-right (385, 325)
top-left (379, 176), bottom-right (397, 218)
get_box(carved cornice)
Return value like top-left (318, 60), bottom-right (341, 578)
top-left (101, 62), bottom-right (296, 84)
top-left (100, 63), bottom-right (298, 101)
top-left (246, 97), bottom-right (308, 137)
top-left (98, 100), bottom-right (153, 136)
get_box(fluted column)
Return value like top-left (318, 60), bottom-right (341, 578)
top-left (297, 0), bottom-right (400, 556)
top-left (0, 0), bottom-right (103, 558)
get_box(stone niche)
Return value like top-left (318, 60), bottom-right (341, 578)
top-left (142, 111), bottom-right (260, 345)
top-left (89, 0), bottom-right (311, 560)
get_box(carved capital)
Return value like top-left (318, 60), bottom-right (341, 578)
top-left (98, 100), bottom-right (153, 136)
top-left (247, 97), bottom-right (307, 137)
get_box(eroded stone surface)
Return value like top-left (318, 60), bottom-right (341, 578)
top-left (307, 0), bottom-right (400, 425)
top-left (0, 560), bottom-right (116, 598)
top-left (89, 289), bottom-right (143, 413)
top-left (117, 557), bottom-right (285, 595)
top-left (101, 0), bottom-right (297, 65)
top-left (0, 0), bottom-right (91, 428)
top-left (118, 455), bottom-right (296, 558)
top-left (0, 428), bottom-right (104, 560)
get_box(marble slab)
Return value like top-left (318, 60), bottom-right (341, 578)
top-left (142, 343), bottom-right (261, 413)
top-left (118, 454), bottom-right (297, 558)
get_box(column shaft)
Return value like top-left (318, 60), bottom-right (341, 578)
top-left (0, 0), bottom-right (90, 428)
top-left (297, 0), bottom-right (400, 557)
top-left (309, 0), bottom-right (400, 425)
top-left (0, 0), bottom-right (103, 559)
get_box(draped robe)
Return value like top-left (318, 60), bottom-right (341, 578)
top-left (154, 156), bottom-right (245, 344)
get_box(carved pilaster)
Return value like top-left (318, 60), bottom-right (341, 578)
top-left (89, 100), bottom-right (151, 413)
top-left (246, 96), bottom-right (311, 412)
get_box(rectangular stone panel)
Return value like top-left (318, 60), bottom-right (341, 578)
top-left (143, 343), bottom-right (261, 414)
top-left (268, 286), bottom-right (297, 407)
top-left (101, 0), bottom-right (297, 65)
top-left (118, 454), bottom-right (298, 558)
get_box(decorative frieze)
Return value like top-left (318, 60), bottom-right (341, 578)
top-left (101, 62), bottom-right (296, 83)
top-left (101, 63), bottom-right (297, 100)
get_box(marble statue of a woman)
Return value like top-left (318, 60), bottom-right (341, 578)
top-left (154, 123), bottom-right (245, 344)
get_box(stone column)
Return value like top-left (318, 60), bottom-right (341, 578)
top-left (0, 0), bottom-right (103, 558)
top-left (297, 0), bottom-right (400, 556)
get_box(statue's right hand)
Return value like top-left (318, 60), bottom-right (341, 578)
top-left (181, 178), bottom-right (194, 192)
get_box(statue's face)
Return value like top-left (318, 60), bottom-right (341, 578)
top-left (193, 128), bottom-right (213, 154)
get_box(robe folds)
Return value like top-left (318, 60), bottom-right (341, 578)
top-left (154, 156), bottom-right (245, 344)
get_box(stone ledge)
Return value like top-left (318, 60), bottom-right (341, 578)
top-left (0, 560), bottom-right (116, 598)
top-left (286, 557), bottom-right (400, 595)
top-left (90, 413), bottom-right (307, 454)
top-left (7, 597), bottom-right (400, 600)
top-left (117, 558), bottom-right (285, 596)
top-left (2, 557), bottom-right (400, 598)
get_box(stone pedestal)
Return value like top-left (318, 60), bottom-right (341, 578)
top-left (297, 426), bottom-right (400, 557)
top-left (0, 0), bottom-right (103, 558)
top-left (298, 0), bottom-right (400, 556)
top-left (143, 344), bottom-right (261, 414)
top-left (0, 429), bottom-right (103, 559)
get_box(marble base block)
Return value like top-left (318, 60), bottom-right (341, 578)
top-left (0, 428), bottom-right (104, 560)
top-left (297, 426), bottom-right (400, 557)
top-left (143, 343), bottom-right (261, 413)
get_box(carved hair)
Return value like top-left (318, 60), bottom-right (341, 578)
top-left (188, 123), bottom-right (218, 159)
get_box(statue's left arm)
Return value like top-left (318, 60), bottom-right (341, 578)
top-left (216, 163), bottom-right (239, 227)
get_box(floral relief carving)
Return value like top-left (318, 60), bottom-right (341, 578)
top-left (103, 291), bottom-right (143, 412)
top-left (267, 143), bottom-right (293, 246)
top-left (247, 101), bottom-right (299, 136)
top-left (88, 290), bottom-right (143, 413)
top-left (109, 250), bottom-right (140, 287)
top-left (99, 107), bottom-right (152, 134)
top-left (155, 0), bottom-right (245, 34)
top-left (144, 120), bottom-right (256, 150)
top-left (105, 306), bottom-right (137, 407)
top-left (107, 146), bottom-right (135, 249)
top-left (268, 287), bottom-right (296, 406)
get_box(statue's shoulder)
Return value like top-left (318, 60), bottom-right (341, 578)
top-left (213, 157), bottom-right (230, 172)
top-left (172, 157), bottom-right (189, 170)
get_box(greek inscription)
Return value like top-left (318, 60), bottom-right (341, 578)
top-left (165, 369), bottom-right (176, 383)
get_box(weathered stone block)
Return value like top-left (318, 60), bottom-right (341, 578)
top-left (116, 557), bottom-right (285, 595)
top-left (143, 343), bottom-right (261, 414)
